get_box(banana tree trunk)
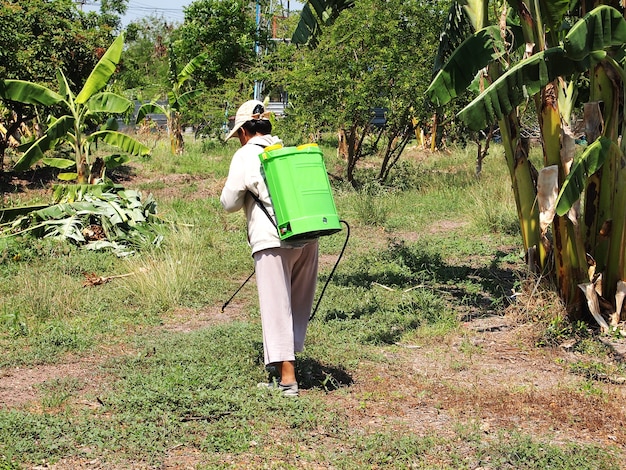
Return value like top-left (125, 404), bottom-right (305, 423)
top-left (498, 112), bottom-right (542, 270)
top-left (539, 82), bottom-right (588, 314)
top-left (169, 111), bottom-right (184, 155)
top-left (587, 61), bottom-right (624, 306)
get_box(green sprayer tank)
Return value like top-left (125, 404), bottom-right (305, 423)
top-left (260, 143), bottom-right (342, 240)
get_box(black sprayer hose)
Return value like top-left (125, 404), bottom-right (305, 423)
top-left (221, 220), bottom-right (350, 317)
top-left (309, 219), bottom-right (350, 321)
top-left (221, 270), bottom-right (256, 313)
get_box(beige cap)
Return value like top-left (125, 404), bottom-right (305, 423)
top-left (225, 100), bottom-right (270, 140)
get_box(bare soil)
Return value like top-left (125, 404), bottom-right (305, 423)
top-left (2, 165), bottom-right (626, 468)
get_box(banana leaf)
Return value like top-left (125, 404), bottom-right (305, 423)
top-left (177, 53), bottom-right (208, 85)
top-left (457, 47), bottom-right (589, 130)
top-left (292, 0), bottom-right (355, 46)
top-left (538, 0), bottom-right (576, 33)
top-left (426, 24), bottom-right (524, 107)
top-left (87, 131), bottom-right (150, 157)
top-left (42, 157), bottom-right (75, 169)
top-left (136, 103), bottom-right (166, 124)
top-left (87, 92), bottom-right (133, 114)
top-left (57, 173), bottom-right (79, 181)
top-left (564, 5), bottom-right (626, 60)
top-left (555, 136), bottom-right (614, 217)
top-left (0, 80), bottom-right (63, 106)
top-left (75, 34), bottom-right (125, 104)
top-left (104, 154), bottom-right (131, 169)
top-left (13, 115), bottom-right (75, 171)
top-left (167, 91), bottom-right (178, 109)
top-left (0, 204), bottom-right (50, 223)
top-left (460, 0), bottom-right (489, 31)
top-left (177, 89), bottom-right (203, 108)
top-left (292, 3), bottom-right (320, 46)
top-left (458, 6), bottom-right (626, 131)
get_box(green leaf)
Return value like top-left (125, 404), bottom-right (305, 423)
top-left (42, 157), bottom-right (75, 169)
top-left (42, 217), bottom-right (85, 243)
top-left (104, 154), bottom-right (131, 169)
top-left (34, 203), bottom-right (77, 220)
top-left (87, 131), bottom-right (150, 157)
top-left (57, 172), bottom-right (78, 181)
top-left (0, 204), bottom-right (50, 223)
top-left (87, 92), bottom-right (132, 114)
top-left (555, 136), bottom-right (614, 217)
top-left (564, 5), bottom-right (626, 61)
top-left (76, 34), bottom-right (125, 104)
top-left (177, 89), bottom-right (203, 108)
top-left (13, 115), bottom-right (76, 171)
top-left (177, 53), bottom-right (207, 86)
top-left (458, 47), bottom-right (589, 130)
top-left (538, 0), bottom-right (573, 33)
top-left (136, 103), bottom-right (167, 124)
top-left (167, 91), bottom-right (177, 109)
top-left (292, 0), bottom-right (355, 46)
top-left (426, 24), bottom-right (524, 107)
top-left (0, 80), bottom-right (63, 106)
top-left (460, 0), bottom-right (489, 31)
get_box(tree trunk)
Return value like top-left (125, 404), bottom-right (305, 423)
top-left (170, 111), bottom-right (184, 155)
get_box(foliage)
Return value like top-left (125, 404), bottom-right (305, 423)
top-left (172, 0), bottom-right (261, 89)
top-left (280, 0), bottom-right (448, 186)
top-left (0, 185), bottom-right (164, 257)
top-left (427, 1), bottom-right (626, 323)
top-left (135, 53), bottom-right (207, 155)
top-left (1, 34), bottom-right (150, 183)
top-left (115, 15), bottom-right (175, 99)
top-left (0, 0), bottom-right (118, 87)
top-left (0, 142), bottom-right (622, 468)
top-left (291, 0), bottom-right (355, 46)
top-left (0, 0), bottom-right (123, 171)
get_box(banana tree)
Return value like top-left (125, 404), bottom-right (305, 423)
top-left (1, 34), bottom-right (150, 184)
top-left (135, 52), bottom-right (207, 155)
top-left (428, 2), bottom-right (626, 323)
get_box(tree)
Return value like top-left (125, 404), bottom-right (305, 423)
top-left (135, 53), bottom-right (207, 155)
top-left (0, 0), bottom-right (119, 87)
top-left (282, 0), bottom-right (448, 186)
top-left (427, 2), bottom-right (626, 326)
top-left (116, 15), bottom-right (175, 98)
top-left (2, 34), bottom-right (150, 184)
top-left (0, 0), bottom-right (123, 170)
top-left (172, 0), bottom-right (261, 89)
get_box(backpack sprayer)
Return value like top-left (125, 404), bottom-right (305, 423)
top-left (221, 143), bottom-right (349, 320)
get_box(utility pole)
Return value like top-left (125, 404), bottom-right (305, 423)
top-left (253, 0), bottom-right (262, 101)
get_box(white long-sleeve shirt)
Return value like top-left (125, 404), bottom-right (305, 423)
top-left (220, 134), bottom-right (286, 254)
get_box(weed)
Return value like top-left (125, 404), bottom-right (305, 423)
top-left (536, 315), bottom-right (590, 347)
top-left (0, 308), bottom-right (28, 338)
top-left (120, 227), bottom-right (205, 312)
top-left (351, 181), bottom-right (395, 227)
top-left (467, 173), bottom-right (519, 235)
top-left (38, 377), bottom-right (83, 410)
top-left (483, 431), bottom-right (619, 469)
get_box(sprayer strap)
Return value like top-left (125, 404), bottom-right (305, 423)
top-left (248, 143), bottom-right (278, 230)
top-left (249, 190), bottom-right (277, 229)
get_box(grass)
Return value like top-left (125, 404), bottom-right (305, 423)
top-left (0, 138), bottom-right (623, 468)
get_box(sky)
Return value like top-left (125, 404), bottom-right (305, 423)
top-left (82, 0), bottom-right (302, 27)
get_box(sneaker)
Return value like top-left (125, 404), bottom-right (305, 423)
top-left (257, 380), bottom-right (299, 397)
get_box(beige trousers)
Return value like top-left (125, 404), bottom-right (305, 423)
top-left (253, 241), bottom-right (319, 365)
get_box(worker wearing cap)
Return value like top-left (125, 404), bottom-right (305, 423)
top-left (220, 100), bottom-right (319, 397)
